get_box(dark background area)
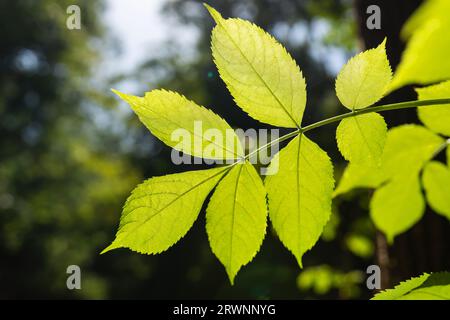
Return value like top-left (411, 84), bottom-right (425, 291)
top-left (0, 0), bottom-right (447, 299)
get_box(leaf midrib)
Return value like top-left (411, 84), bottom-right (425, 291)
top-left (152, 96), bottom-right (243, 158)
top-left (227, 164), bottom-right (244, 275)
top-left (353, 116), bottom-right (379, 162)
top-left (117, 167), bottom-right (231, 245)
top-left (216, 18), bottom-right (300, 128)
top-left (296, 134), bottom-right (302, 261)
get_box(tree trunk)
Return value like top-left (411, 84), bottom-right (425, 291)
top-left (354, 0), bottom-right (450, 288)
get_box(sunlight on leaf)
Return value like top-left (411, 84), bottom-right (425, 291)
top-left (112, 89), bottom-right (244, 160)
top-left (206, 161), bottom-right (267, 284)
top-left (380, 125), bottom-right (444, 180)
top-left (417, 80), bottom-right (450, 137)
top-left (265, 134), bottom-right (334, 267)
top-left (206, 4), bottom-right (307, 128)
top-left (373, 272), bottom-right (450, 300)
top-left (389, 0), bottom-right (450, 91)
top-left (335, 39), bottom-right (392, 110)
top-left (334, 163), bottom-right (383, 197)
top-left (102, 167), bottom-right (228, 254)
top-left (422, 161), bottom-right (450, 220)
top-left (370, 173), bottom-right (425, 243)
top-left (336, 113), bottom-right (387, 166)
top-left (369, 126), bottom-right (443, 242)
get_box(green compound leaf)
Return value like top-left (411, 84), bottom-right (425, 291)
top-left (265, 134), bottom-right (334, 267)
top-left (372, 272), bottom-right (450, 300)
top-left (102, 167), bottom-right (228, 255)
top-left (336, 113), bottom-right (387, 166)
top-left (422, 161), bottom-right (450, 220)
top-left (206, 4), bottom-right (306, 128)
top-left (370, 173), bottom-right (425, 244)
top-left (335, 124), bottom-right (441, 197)
top-left (206, 162), bottom-right (267, 284)
top-left (417, 80), bottom-right (450, 137)
top-left (335, 39), bottom-right (392, 110)
top-left (389, 0), bottom-right (450, 91)
top-left (112, 89), bottom-right (244, 160)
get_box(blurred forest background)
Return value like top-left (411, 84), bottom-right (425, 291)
top-left (0, 0), bottom-right (448, 299)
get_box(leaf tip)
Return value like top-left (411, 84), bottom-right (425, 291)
top-left (100, 241), bottom-right (121, 255)
top-left (111, 88), bottom-right (131, 102)
top-left (111, 88), bottom-right (121, 96)
top-left (296, 255), bottom-right (304, 269)
top-left (225, 268), bottom-right (237, 286)
top-left (203, 3), bottom-right (223, 23)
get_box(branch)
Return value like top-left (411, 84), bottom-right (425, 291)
top-left (244, 98), bottom-right (450, 160)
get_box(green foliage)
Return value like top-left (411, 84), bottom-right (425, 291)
top-left (265, 135), bottom-right (334, 268)
top-left (297, 265), bottom-right (363, 298)
top-left (334, 163), bottom-right (383, 197)
top-left (337, 124), bottom-right (446, 242)
top-left (336, 113), bottom-right (387, 166)
top-left (417, 80), bottom-right (450, 136)
top-left (206, 162), bottom-right (267, 284)
top-left (389, 0), bottom-right (450, 91)
top-left (380, 125), bottom-right (444, 179)
top-left (371, 173), bottom-right (425, 243)
top-left (422, 161), bottom-right (450, 220)
top-left (372, 272), bottom-right (450, 300)
top-left (345, 234), bottom-right (374, 259)
top-left (112, 89), bottom-right (244, 160)
top-left (107, 5), bottom-right (336, 281)
top-left (102, 167), bottom-right (227, 255)
top-left (206, 4), bottom-right (306, 128)
top-left (106, 5), bottom-right (450, 286)
top-left (335, 39), bottom-right (391, 110)
top-left (336, 115), bottom-right (449, 242)
top-left (334, 40), bottom-right (389, 192)
top-left (331, 34), bottom-right (449, 243)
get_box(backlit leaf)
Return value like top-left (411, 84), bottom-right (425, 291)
top-left (265, 134), bottom-right (334, 267)
top-left (102, 167), bottom-right (227, 254)
top-left (207, 4), bottom-right (306, 128)
top-left (334, 125), bottom-right (441, 197)
top-left (336, 113), bottom-right (387, 166)
top-left (373, 272), bottom-right (450, 300)
top-left (417, 80), bottom-right (450, 136)
top-left (422, 161), bottom-right (450, 220)
top-left (206, 162), bottom-right (267, 284)
top-left (334, 163), bottom-right (383, 197)
top-left (370, 173), bottom-right (425, 243)
top-left (112, 89), bottom-right (244, 160)
top-left (368, 125), bottom-right (443, 241)
top-left (380, 125), bottom-right (443, 180)
top-left (335, 39), bottom-right (392, 110)
top-left (389, 0), bottom-right (450, 91)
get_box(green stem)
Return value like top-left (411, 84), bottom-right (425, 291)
top-left (245, 129), bottom-right (300, 160)
top-left (243, 98), bottom-right (450, 160)
top-left (302, 98), bottom-right (450, 133)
